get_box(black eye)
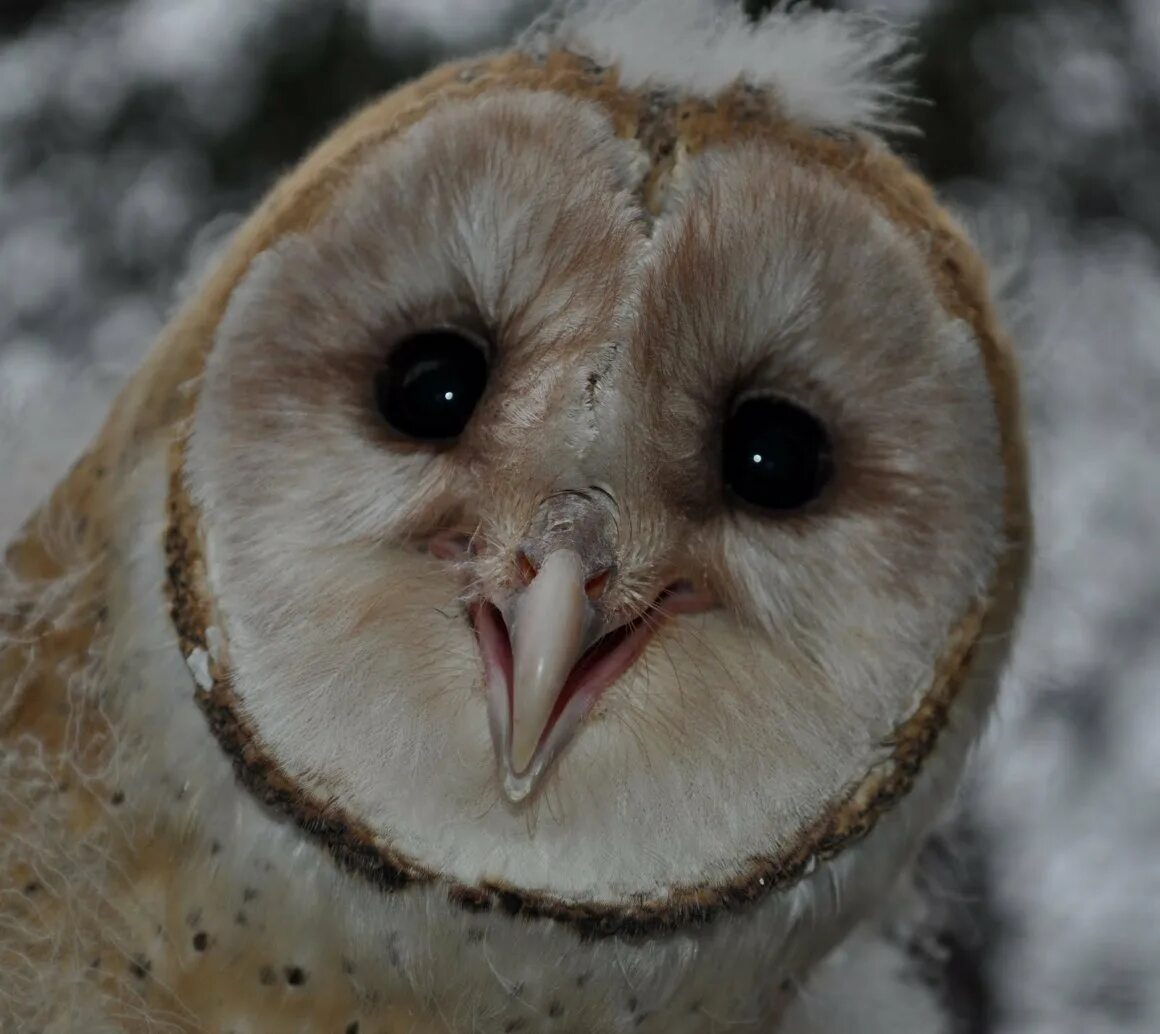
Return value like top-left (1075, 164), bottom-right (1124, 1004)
top-left (722, 396), bottom-right (834, 512)
top-left (374, 328), bottom-right (489, 442)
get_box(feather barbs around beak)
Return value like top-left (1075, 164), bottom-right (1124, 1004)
top-left (434, 489), bottom-right (714, 804)
top-left (474, 547), bottom-right (670, 805)
top-left (465, 529), bottom-right (714, 803)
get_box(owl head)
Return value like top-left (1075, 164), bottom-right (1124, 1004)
top-left (143, 0), bottom-right (1031, 942)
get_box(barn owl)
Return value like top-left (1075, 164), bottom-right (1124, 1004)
top-left (0, 1), bottom-right (1030, 1031)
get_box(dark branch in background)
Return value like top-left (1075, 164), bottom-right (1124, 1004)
top-left (743, 0), bottom-right (988, 183)
top-left (745, 0), bottom-right (837, 15)
top-left (0, 0), bottom-right (54, 36)
top-left (905, 0), bottom-right (1030, 184)
top-left (204, 9), bottom-right (439, 196)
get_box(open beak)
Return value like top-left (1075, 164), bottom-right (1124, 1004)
top-left (456, 489), bottom-right (712, 803)
top-left (474, 548), bottom-right (626, 802)
top-left (505, 550), bottom-right (598, 776)
top-left (471, 548), bottom-right (711, 804)
top-left (471, 542), bottom-right (665, 802)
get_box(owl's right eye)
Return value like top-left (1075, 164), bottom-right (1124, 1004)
top-left (375, 328), bottom-right (490, 442)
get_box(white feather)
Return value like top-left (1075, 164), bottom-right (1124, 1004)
top-left (522, 0), bottom-right (915, 133)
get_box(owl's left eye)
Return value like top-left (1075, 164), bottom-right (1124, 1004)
top-left (722, 396), bottom-right (834, 513)
top-left (375, 328), bottom-right (490, 442)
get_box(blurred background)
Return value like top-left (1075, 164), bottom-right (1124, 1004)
top-left (1, 1), bottom-right (1158, 1031)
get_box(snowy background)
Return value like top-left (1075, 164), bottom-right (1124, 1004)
top-left (1, 1), bottom-right (1159, 1031)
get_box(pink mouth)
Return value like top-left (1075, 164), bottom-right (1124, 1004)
top-left (470, 583), bottom-right (711, 797)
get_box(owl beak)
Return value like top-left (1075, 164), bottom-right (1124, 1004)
top-left (472, 548), bottom-right (713, 804)
top-left (505, 549), bottom-right (599, 782)
top-left (476, 545), bottom-right (631, 804)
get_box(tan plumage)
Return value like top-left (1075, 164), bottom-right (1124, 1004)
top-left (1, 3), bottom-right (1029, 1031)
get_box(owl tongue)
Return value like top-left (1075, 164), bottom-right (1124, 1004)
top-left (473, 549), bottom-right (663, 804)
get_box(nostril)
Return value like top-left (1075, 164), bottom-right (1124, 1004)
top-left (515, 551), bottom-right (538, 586)
top-left (584, 568), bottom-right (612, 600)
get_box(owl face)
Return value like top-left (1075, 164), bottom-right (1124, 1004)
top-left (183, 87), bottom-right (1005, 907)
